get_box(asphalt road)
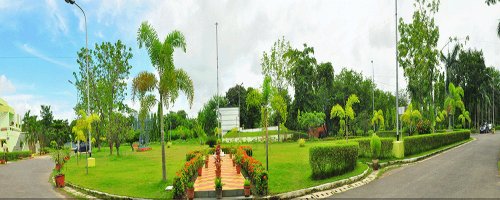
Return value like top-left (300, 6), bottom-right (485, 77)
top-left (332, 132), bottom-right (500, 198)
top-left (0, 156), bottom-right (65, 198)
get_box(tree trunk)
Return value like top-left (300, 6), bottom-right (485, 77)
top-left (160, 95), bottom-right (166, 182)
top-left (109, 141), bottom-right (113, 155)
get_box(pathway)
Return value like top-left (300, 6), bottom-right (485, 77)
top-left (194, 154), bottom-right (245, 191)
top-left (330, 133), bottom-right (500, 198)
top-left (0, 156), bottom-right (66, 198)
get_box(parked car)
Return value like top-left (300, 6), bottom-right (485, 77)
top-left (74, 141), bottom-right (91, 155)
top-left (479, 122), bottom-right (492, 134)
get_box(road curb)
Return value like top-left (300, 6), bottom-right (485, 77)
top-left (65, 182), bottom-right (147, 200)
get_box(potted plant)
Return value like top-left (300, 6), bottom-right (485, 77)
top-left (236, 163), bottom-right (241, 174)
top-left (205, 155), bottom-right (209, 168)
top-left (370, 133), bottom-right (381, 170)
top-left (0, 150), bottom-right (6, 164)
top-left (214, 177), bottom-right (224, 199)
top-left (198, 166), bottom-right (203, 176)
top-left (63, 148), bottom-right (71, 161)
top-left (243, 179), bottom-right (251, 197)
top-left (51, 149), bottom-right (66, 187)
top-left (186, 181), bottom-right (195, 200)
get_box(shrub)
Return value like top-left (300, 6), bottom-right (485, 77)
top-left (376, 130), bottom-right (397, 138)
top-left (3, 151), bottom-right (31, 161)
top-left (298, 138), bottom-right (306, 147)
top-left (289, 132), bottom-right (308, 141)
top-left (309, 142), bottom-right (359, 179)
top-left (352, 137), bottom-right (393, 159)
top-left (355, 129), bottom-right (364, 136)
top-left (370, 134), bottom-right (381, 160)
top-left (186, 150), bottom-right (206, 161)
top-left (416, 120), bottom-right (431, 135)
top-left (205, 136), bottom-right (217, 147)
top-left (403, 130), bottom-right (470, 156)
top-left (235, 146), bottom-right (267, 196)
top-left (367, 130), bottom-right (374, 136)
top-left (172, 152), bottom-right (204, 198)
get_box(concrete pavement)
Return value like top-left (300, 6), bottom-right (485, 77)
top-left (331, 132), bottom-right (500, 198)
top-left (0, 156), bottom-right (66, 198)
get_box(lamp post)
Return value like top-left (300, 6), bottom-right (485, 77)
top-left (215, 22), bottom-right (221, 141)
top-left (371, 60), bottom-right (375, 132)
top-left (65, 0), bottom-right (91, 174)
top-left (395, 0), bottom-right (400, 141)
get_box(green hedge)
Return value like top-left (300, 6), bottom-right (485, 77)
top-left (404, 130), bottom-right (470, 156)
top-left (352, 137), bottom-right (394, 159)
top-left (376, 130), bottom-right (397, 138)
top-left (1, 151), bottom-right (31, 161)
top-left (309, 142), bottom-right (359, 179)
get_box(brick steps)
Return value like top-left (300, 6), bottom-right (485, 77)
top-left (194, 154), bottom-right (245, 198)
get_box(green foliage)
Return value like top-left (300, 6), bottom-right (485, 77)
top-left (398, 0), bottom-right (440, 127)
top-left (1, 151), bottom-right (31, 161)
top-left (309, 142), bottom-right (359, 179)
top-left (370, 134), bottom-right (381, 160)
top-left (197, 95), bottom-right (228, 135)
top-left (214, 177), bottom-right (223, 190)
top-left (416, 119), bottom-right (432, 135)
top-left (371, 109), bottom-right (385, 131)
top-left (72, 110), bottom-right (100, 142)
top-left (235, 146), bottom-right (267, 196)
top-left (444, 83), bottom-right (465, 129)
top-left (330, 94), bottom-right (359, 140)
top-left (205, 136), bottom-right (217, 148)
top-left (261, 36), bottom-right (292, 91)
top-left (297, 111), bottom-right (325, 131)
top-left (403, 130), bottom-right (470, 156)
top-left (244, 179), bottom-right (251, 186)
top-left (172, 152), bottom-right (204, 198)
top-left (298, 138), bottom-right (305, 147)
top-left (401, 103), bottom-right (422, 135)
top-left (352, 137), bottom-right (393, 159)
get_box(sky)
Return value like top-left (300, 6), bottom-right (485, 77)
top-left (0, 0), bottom-right (499, 121)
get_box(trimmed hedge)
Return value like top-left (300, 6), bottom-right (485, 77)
top-left (403, 130), bottom-right (470, 156)
top-left (309, 142), bottom-right (359, 179)
top-left (352, 137), bottom-right (394, 159)
top-left (1, 151), bottom-right (31, 161)
top-left (376, 130), bottom-right (397, 138)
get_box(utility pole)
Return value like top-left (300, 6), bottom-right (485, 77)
top-left (395, 0), bottom-right (400, 141)
top-left (215, 22), bottom-right (220, 141)
top-left (372, 60), bottom-right (375, 132)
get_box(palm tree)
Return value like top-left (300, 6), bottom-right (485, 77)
top-left (440, 44), bottom-right (460, 90)
top-left (331, 94), bottom-right (359, 142)
top-left (497, 20), bottom-right (500, 39)
top-left (371, 109), bottom-right (385, 132)
top-left (132, 21), bottom-right (194, 181)
top-left (444, 83), bottom-right (465, 130)
top-left (401, 103), bottom-right (422, 136)
top-left (458, 109), bottom-right (471, 129)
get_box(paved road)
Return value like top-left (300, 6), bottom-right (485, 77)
top-left (0, 156), bottom-right (65, 198)
top-left (332, 132), bottom-right (500, 198)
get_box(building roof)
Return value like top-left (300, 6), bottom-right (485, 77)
top-left (0, 98), bottom-right (15, 114)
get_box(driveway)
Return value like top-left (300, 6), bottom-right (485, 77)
top-left (0, 156), bottom-right (66, 198)
top-left (332, 132), bottom-right (500, 198)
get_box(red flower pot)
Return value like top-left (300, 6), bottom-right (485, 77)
top-left (215, 169), bottom-right (221, 178)
top-left (55, 174), bottom-right (65, 188)
top-left (236, 165), bottom-right (241, 174)
top-left (64, 156), bottom-right (70, 161)
top-left (0, 159), bottom-right (5, 164)
top-left (205, 159), bottom-right (209, 168)
top-left (55, 164), bottom-right (62, 171)
top-left (232, 159), bottom-right (235, 167)
top-left (198, 167), bottom-right (202, 176)
top-left (186, 187), bottom-right (195, 200)
top-left (244, 185), bottom-right (251, 197)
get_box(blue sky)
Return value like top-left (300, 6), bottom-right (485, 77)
top-left (0, 0), bottom-right (499, 121)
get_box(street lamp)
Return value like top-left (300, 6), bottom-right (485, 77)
top-left (371, 60), bottom-right (375, 132)
top-left (65, 0), bottom-right (91, 174)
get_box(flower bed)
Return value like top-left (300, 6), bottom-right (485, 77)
top-left (136, 147), bottom-right (152, 152)
top-left (234, 146), bottom-right (267, 196)
top-left (173, 151), bottom-right (205, 198)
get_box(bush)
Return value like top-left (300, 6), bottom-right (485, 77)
top-left (351, 137), bottom-right (393, 159)
top-left (2, 151), bottom-right (31, 161)
top-left (235, 146), bottom-right (267, 196)
top-left (172, 152), bottom-right (204, 198)
top-left (205, 136), bottom-right (217, 147)
top-left (298, 138), bottom-right (306, 147)
top-left (186, 150), bottom-right (207, 161)
top-left (376, 130), bottom-right (397, 138)
top-left (416, 120), bottom-right (431, 135)
top-left (370, 134), bottom-right (381, 159)
top-left (309, 142), bottom-right (359, 179)
top-left (404, 130), bottom-right (470, 156)
top-left (355, 129), bottom-right (364, 136)
top-left (367, 130), bottom-right (374, 136)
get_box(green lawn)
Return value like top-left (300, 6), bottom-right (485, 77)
top-left (63, 139), bottom-right (367, 197)
top-left (63, 143), bottom-right (206, 199)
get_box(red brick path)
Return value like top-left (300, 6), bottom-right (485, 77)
top-left (194, 154), bottom-right (245, 191)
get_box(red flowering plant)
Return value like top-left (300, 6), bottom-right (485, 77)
top-left (173, 152), bottom-right (205, 198)
top-left (235, 146), bottom-right (268, 196)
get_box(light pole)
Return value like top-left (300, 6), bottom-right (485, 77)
top-left (215, 22), bottom-right (220, 141)
top-left (395, 0), bottom-right (400, 141)
top-left (65, 0), bottom-right (91, 174)
top-left (371, 60), bottom-right (375, 132)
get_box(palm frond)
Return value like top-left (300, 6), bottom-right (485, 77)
top-left (132, 71), bottom-right (158, 101)
top-left (175, 69), bottom-right (194, 108)
top-left (165, 30), bottom-right (187, 52)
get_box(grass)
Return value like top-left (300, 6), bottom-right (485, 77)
top-left (223, 130), bottom-right (297, 138)
top-left (242, 140), bottom-right (368, 194)
top-left (63, 143), bottom-right (206, 199)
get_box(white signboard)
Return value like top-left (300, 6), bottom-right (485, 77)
top-left (398, 106), bottom-right (406, 115)
top-left (219, 107), bottom-right (240, 135)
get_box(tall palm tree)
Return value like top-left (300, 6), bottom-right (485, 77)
top-left (444, 83), bottom-right (465, 130)
top-left (440, 44), bottom-right (460, 90)
top-left (497, 20), bottom-right (500, 39)
top-left (132, 21), bottom-right (194, 181)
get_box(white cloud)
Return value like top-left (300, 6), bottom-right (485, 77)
top-left (0, 75), bottom-right (16, 95)
top-left (45, 0), bottom-right (69, 35)
top-left (3, 94), bottom-right (76, 121)
top-left (19, 44), bottom-right (75, 70)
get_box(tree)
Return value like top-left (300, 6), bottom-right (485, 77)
top-left (458, 109), bottom-right (471, 128)
top-left (39, 105), bottom-right (53, 149)
top-left (398, 0), bottom-right (440, 132)
top-left (371, 110), bottom-right (385, 132)
top-left (246, 88), bottom-right (263, 128)
top-left (261, 76), bottom-right (272, 171)
top-left (261, 36), bottom-right (292, 91)
top-left (401, 103), bottom-right (422, 135)
top-left (133, 21), bottom-right (194, 181)
top-left (444, 83), bottom-right (465, 129)
top-left (225, 84), bottom-right (247, 127)
top-left (106, 112), bottom-right (132, 156)
top-left (21, 111), bottom-right (40, 153)
top-left (52, 119), bottom-right (70, 148)
top-left (330, 94), bottom-right (360, 142)
top-left (297, 111), bottom-right (325, 133)
top-left (270, 91), bottom-right (288, 140)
